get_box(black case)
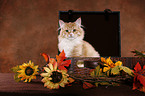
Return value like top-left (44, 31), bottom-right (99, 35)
top-left (59, 10), bottom-right (121, 57)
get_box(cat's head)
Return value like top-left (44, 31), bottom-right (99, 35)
top-left (59, 17), bottom-right (84, 40)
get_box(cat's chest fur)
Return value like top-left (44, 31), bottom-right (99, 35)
top-left (58, 38), bottom-right (82, 57)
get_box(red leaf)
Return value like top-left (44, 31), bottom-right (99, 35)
top-left (143, 65), bottom-right (145, 70)
top-left (56, 50), bottom-right (71, 71)
top-left (134, 62), bottom-right (141, 72)
top-left (133, 75), bottom-right (141, 90)
top-left (137, 74), bottom-right (145, 87)
top-left (133, 62), bottom-right (145, 92)
top-left (83, 82), bottom-right (94, 89)
top-left (41, 53), bottom-right (50, 64)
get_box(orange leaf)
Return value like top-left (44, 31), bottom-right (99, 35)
top-left (56, 50), bottom-right (71, 71)
top-left (41, 53), bottom-right (50, 64)
top-left (83, 82), bottom-right (94, 89)
top-left (68, 77), bottom-right (75, 83)
top-left (56, 50), bottom-right (66, 63)
top-left (49, 58), bottom-right (56, 64)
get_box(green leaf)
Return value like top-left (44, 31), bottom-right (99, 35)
top-left (131, 50), bottom-right (145, 57)
top-left (111, 66), bottom-right (120, 75)
top-left (119, 66), bottom-right (134, 76)
top-left (90, 65), bottom-right (100, 77)
top-left (11, 65), bottom-right (20, 73)
top-left (14, 73), bottom-right (21, 82)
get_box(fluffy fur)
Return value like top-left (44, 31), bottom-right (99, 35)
top-left (58, 17), bottom-right (100, 57)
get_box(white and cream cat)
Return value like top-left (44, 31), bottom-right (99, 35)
top-left (58, 17), bottom-right (100, 57)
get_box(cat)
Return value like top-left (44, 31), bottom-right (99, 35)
top-left (58, 17), bottom-right (100, 57)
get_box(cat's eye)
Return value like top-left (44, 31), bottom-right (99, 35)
top-left (65, 30), bottom-right (69, 32)
top-left (73, 29), bottom-right (76, 32)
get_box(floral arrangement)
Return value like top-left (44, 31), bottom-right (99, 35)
top-left (11, 50), bottom-right (145, 93)
top-left (12, 50), bottom-right (74, 89)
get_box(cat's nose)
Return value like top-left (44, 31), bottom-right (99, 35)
top-left (69, 33), bottom-right (74, 37)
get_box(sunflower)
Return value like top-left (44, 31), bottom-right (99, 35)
top-left (17, 60), bottom-right (39, 82)
top-left (40, 63), bottom-right (70, 89)
top-left (101, 57), bottom-right (122, 72)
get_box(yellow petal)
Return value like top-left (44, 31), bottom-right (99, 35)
top-left (46, 82), bottom-right (54, 89)
top-left (19, 65), bottom-right (24, 69)
top-left (44, 67), bottom-right (51, 73)
top-left (101, 57), bottom-right (106, 62)
top-left (24, 79), bottom-right (28, 82)
top-left (29, 60), bottom-right (32, 64)
top-left (62, 78), bottom-right (68, 84)
top-left (104, 64), bottom-right (109, 66)
top-left (53, 62), bottom-right (58, 71)
top-left (17, 70), bottom-right (24, 73)
top-left (21, 77), bottom-right (25, 80)
top-left (54, 83), bottom-right (59, 89)
top-left (48, 63), bottom-right (53, 70)
top-left (106, 57), bottom-right (113, 64)
top-left (31, 62), bottom-right (34, 67)
top-left (115, 61), bottom-right (122, 66)
top-left (42, 77), bottom-right (52, 83)
top-left (18, 74), bottom-right (24, 78)
top-left (28, 78), bottom-right (32, 82)
top-left (103, 67), bottom-right (110, 72)
top-left (44, 81), bottom-right (51, 87)
top-left (41, 73), bottom-right (49, 77)
top-left (31, 76), bottom-right (36, 79)
top-left (34, 65), bottom-right (39, 69)
top-left (60, 82), bottom-right (65, 87)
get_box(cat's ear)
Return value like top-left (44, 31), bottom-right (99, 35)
top-left (75, 17), bottom-right (81, 26)
top-left (59, 20), bottom-right (65, 27)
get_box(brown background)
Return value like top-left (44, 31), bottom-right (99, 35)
top-left (0, 0), bottom-right (145, 72)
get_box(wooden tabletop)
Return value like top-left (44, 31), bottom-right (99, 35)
top-left (0, 73), bottom-right (145, 96)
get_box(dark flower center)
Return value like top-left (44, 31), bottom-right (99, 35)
top-left (25, 67), bottom-right (34, 76)
top-left (50, 71), bottom-right (62, 83)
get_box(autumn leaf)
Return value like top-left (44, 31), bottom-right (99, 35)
top-left (133, 62), bottom-right (145, 92)
top-left (90, 65), bottom-right (105, 77)
top-left (56, 50), bottom-right (71, 70)
top-left (41, 53), bottom-right (50, 64)
top-left (68, 77), bottom-right (75, 83)
top-left (111, 66), bottom-right (120, 75)
top-left (131, 50), bottom-right (145, 57)
top-left (119, 66), bottom-right (134, 76)
top-left (83, 82), bottom-right (94, 89)
top-left (137, 74), bottom-right (145, 87)
top-left (56, 50), bottom-right (66, 63)
top-left (134, 62), bottom-right (141, 72)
